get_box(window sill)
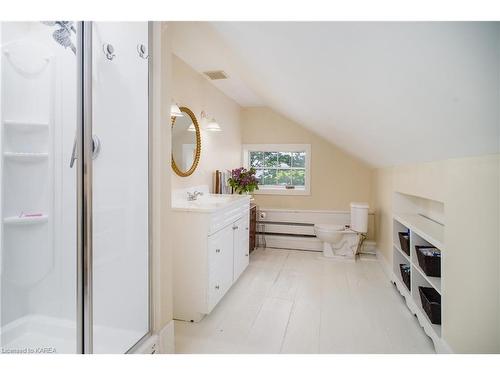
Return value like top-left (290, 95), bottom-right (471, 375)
top-left (254, 187), bottom-right (310, 196)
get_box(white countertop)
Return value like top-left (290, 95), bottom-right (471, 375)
top-left (172, 193), bottom-right (250, 213)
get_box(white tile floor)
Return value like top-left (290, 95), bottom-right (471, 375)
top-left (174, 248), bottom-right (435, 354)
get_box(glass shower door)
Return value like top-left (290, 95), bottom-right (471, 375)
top-left (90, 22), bottom-right (150, 354)
top-left (0, 21), bottom-right (78, 354)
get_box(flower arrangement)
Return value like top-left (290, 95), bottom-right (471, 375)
top-left (228, 167), bottom-right (259, 194)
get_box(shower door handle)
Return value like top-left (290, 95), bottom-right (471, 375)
top-left (70, 134), bottom-right (101, 168)
top-left (70, 135), bottom-right (77, 168)
top-left (91, 135), bottom-right (101, 160)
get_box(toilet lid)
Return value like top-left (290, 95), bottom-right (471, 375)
top-left (314, 223), bottom-right (344, 231)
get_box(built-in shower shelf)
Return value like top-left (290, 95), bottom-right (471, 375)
top-left (3, 215), bottom-right (49, 225)
top-left (3, 120), bottom-right (49, 132)
top-left (3, 152), bottom-right (48, 162)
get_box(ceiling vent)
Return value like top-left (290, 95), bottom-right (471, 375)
top-left (203, 70), bottom-right (229, 80)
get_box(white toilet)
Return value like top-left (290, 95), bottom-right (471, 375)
top-left (314, 202), bottom-right (369, 260)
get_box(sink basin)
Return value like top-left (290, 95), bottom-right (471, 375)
top-left (172, 194), bottom-right (250, 212)
top-left (200, 195), bottom-right (234, 203)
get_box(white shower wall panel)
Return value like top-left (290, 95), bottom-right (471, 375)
top-left (0, 22), bottom-right (77, 351)
top-left (1, 25), bottom-right (54, 327)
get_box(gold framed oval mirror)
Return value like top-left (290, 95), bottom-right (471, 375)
top-left (171, 106), bottom-right (201, 177)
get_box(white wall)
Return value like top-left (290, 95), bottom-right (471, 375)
top-left (152, 21), bottom-right (174, 335)
top-left (170, 54), bottom-right (242, 191)
top-left (241, 107), bottom-right (373, 211)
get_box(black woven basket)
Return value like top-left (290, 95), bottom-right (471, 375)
top-left (398, 232), bottom-right (410, 256)
top-left (418, 286), bottom-right (441, 325)
top-left (416, 246), bottom-right (441, 277)
top-left (399, 264), bottom-right (411, 291)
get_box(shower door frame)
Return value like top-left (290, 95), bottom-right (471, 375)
top-left (76, 21), bottom-right (153, 354)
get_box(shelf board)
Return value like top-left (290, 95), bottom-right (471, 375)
top-left (3, 152), bottom-right (48, 162)
top-left (412, 262), bottom-right (441, 294)
top-left (3, 120), bottom-right (49, 131)
top-left (3, 215), bottom-right (48, 225)
top-left (393, 213), bottom-right (444, 250)
top-left (393, 243), bottom-right (410, 262)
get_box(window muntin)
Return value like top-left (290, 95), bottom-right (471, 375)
top-left (249, 150), bottom-right (307, 188)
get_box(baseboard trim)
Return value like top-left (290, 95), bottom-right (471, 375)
top-left (264, 234), bottom-right (323, 251)
top-left (263, 234), bottom-right (377, 255)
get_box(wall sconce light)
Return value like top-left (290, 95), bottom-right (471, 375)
top-left (201, 111), bottom-right (221, 132)
top-left (171, 102), bottom-right (183, 117)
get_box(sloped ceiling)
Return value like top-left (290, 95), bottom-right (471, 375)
top-left (171, 22), bottom-right (500, 167)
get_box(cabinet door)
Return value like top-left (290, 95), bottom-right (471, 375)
top-left (233, 212), bottom-right (250, 281)
top-left (207, 225), bottom-right (234, 312)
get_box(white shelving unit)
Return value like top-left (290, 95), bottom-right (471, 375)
top-left (391, 192), bottom-right (448, 353)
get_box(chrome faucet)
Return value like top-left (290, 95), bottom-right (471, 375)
top-left (187, 190), bottom-right (204, 201)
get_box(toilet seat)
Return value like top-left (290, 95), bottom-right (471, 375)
top-left (314, 223), bottom-right (360, 260)
top-left (314, 202), bottom-right (369, 261)
top-left (314, 223), bottom-right (345, 232)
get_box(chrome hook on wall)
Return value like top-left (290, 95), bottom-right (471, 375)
top-left (103, 43), bottom-right (115, 60)
top-left (137, 43), bottom-right (148, 59)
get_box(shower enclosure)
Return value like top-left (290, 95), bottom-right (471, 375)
top-left (0, 22), bottom-right (151, 353)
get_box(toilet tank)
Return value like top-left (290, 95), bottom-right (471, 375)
top-left (350, 202), bottom-right (369, 233)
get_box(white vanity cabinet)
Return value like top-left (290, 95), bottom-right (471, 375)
top-left (172, 194), bottom-right (250, 322)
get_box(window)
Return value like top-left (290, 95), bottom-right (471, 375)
top-left (242, 144), bottom-right (311, 195)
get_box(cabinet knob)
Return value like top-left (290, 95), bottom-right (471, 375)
top-left (215, 285), bottom-right (220, 290)
top-left (245, 253), bottom-right (249, 257)
top-left (245, 227), bottom-right (249, 230)
top-left (233, 225), bottom-right (239, 230)
top-left (215, 248), bottom-right (220, 253)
